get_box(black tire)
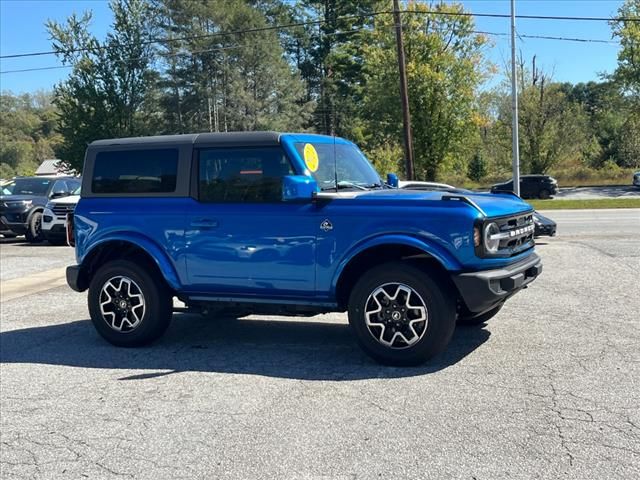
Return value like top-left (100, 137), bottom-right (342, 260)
top-left (348, 262), bottom-right (456, 366)
top-left (458, 303), bottom-right (503, 326)
top-left (538, 189), bottom-right (551, 200)
top-left (88, 260), bottom-right (173, 347)
top-left (25, 211), bottom-right (44, 243)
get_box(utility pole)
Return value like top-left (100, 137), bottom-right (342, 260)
top-left (510, 0), bottom-right (521, 195)
top-left (393, 0), bottom-right (414, 180)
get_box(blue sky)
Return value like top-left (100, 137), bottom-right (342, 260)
top-left (0, 0), bottom-right (624, 94)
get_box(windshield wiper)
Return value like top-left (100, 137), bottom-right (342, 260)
top-left (321, 181), bottom-right (368, 191)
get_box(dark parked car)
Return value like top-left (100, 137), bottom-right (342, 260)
top-left (533, 211), bottom-right (556, 237)
top-left (0, 176), bottom-right (81, 242)
top-left (633, 171), bottom-right (640, 187)
top-left (491, 175), bottom-right (558, 199)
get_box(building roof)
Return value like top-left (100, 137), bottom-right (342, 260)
top-left (34, 159), bottom-right (66, 176)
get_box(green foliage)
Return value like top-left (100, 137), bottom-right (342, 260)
top-left (152, 0), bottom-right (313, 134)
top-left (360, 3), bottom-right (488, 181)
top-left (0, 92), bottom-right (61, 178)
top-left (2, 0), bottom-right (637, 184)
top-left (47, 0), bottom-right (158, 172)
top-left (364, 142), bottom-right (404, 177)
top-left (611, 0), bottom-right (640, 96)
top-left (467, 152), bottom-right (487, 181)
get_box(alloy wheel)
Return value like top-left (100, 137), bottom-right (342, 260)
top-left (99, 276), bottom-right (146, 332)
top-left (364, 283), bottom-right (428, 349)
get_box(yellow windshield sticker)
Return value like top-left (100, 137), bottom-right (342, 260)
top-left (303, 143), bottom-right (319, 173)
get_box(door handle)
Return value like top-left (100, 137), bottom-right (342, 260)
top-left (190, 219), bottom-right (219, 229)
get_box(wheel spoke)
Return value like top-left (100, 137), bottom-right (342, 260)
top-left (364, 282), bottom-right (428, 350)
top-left (98, 275), bottom-right (146, 333)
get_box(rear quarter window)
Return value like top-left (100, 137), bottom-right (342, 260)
top-left (92, 149), bottom-right (179, 194)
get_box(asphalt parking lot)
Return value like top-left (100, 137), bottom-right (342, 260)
top-left (1, 209), bottom-right (639, 479)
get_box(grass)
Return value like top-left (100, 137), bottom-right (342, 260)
top-left (528, 198), bottom-right (640, 210)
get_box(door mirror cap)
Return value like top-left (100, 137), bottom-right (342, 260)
top-left (386, 173), bottom-right (399, 188)
top-left (282, 175), bottom-right (318, 201)
top-left (51, 191), bottom-right (69, 199)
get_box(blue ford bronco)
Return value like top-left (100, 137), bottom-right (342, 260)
top-left (66, 132), bottom-right (541, 365)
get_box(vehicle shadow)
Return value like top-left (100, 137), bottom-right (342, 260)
top-left (0, 314), bottom-right (490, 381)
top-left (0, 237), bottom-right (25, 245)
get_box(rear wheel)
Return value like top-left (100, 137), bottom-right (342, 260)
top-left (458, 303), bottom-right (504, 326)
top-left (538, 189), bottom-right (551, 199)
top-left (25, 211), bottom-right (44, 243)
top-left (88, 260), bottom-right (173, 347)
top-left (348, 262), bottom-right (456, 366)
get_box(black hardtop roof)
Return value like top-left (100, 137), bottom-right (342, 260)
top-left (89, 131), bottom-right (282, 147)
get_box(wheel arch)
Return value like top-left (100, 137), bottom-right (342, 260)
top-left (333, 236), bottom-right (461, 310)
top-left (77, 236), bottom-right (181, 292)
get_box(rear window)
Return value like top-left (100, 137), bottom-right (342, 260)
top-left (92, 149), bottom-right (178, 194)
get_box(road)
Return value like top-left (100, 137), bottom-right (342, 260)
top-left (1, 210), bottom-right (639, 479)
top-left (554, 185), bottom-right (640, 200)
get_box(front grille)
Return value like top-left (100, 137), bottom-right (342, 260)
top-left (52, 204), bottom-right (76, 217)
top-left (494, 212), bottom-right (535, 256)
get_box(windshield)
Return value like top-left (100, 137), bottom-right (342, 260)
top-left (294, 142), bottom-right (381, 191)
top-left (4, 178), bottom-right (52, 196)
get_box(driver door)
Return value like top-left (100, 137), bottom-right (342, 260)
top-left (185, 146), bottom-right (317, 296)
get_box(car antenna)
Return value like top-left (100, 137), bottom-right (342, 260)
top-left (333, 131), bottom-right (338, 192)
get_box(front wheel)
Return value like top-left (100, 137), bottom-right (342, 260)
top-left (348, 262), bottom-right (456, 366)
top-left (25, 211), bottom-right (44, 243)
top-left (88, 260), bottom-right (173, 347)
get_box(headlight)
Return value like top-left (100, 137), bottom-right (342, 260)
top-left (483, 222), bottom-right (500, 253)
top-left (4, 200), bottom-right (32, 208)
top-left (45, 202), bottom-right (55, 210)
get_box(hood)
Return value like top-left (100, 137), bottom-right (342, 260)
top-left (49, 195), bottom-right (80, 205)
top-left (346, 188), bottom-right (533, 218)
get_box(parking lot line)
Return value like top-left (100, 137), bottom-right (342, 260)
top-left (0, 266), bottom-right (68, 303)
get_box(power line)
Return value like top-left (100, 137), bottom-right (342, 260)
top-left (0, 28), bottom-right (619, 75)
top-left (0, 8), bottom-right (636, 60)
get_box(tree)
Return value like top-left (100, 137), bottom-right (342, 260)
top-left (494, 57), bottom-right (590, 174)
top-left (611, 0), bottom-right (640, 97)
top-left (0, 92), bottom-right (62, 177)
top-left (47, 0), bottom-right (158, 171)
top-left (152, 0), bottom-right (313, 134)
top-left (467, 152), bottom-right (487, 181)
top-left (360, 2), bottom-right (488, 180)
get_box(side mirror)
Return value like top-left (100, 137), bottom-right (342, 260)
top-left (386, 173), bottom-right (399, 188)
top-left (282, 175), bottom-right (318, 202)
top-left (50, 191), bottom-right (69, 199)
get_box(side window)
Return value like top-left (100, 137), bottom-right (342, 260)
top-left (92, 149), bottom-right (179, 194)
top-left (198, 147), bottom-right (294, 203)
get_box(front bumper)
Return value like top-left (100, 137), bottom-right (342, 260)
top-left (43, 223), bottom-right (67, 240)
top-left (534, 223), bottom-right (556, 237)
top-left (453, 252), bottom-right (542, 314)
top-left (0, 215), bottom-right (28, 235)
